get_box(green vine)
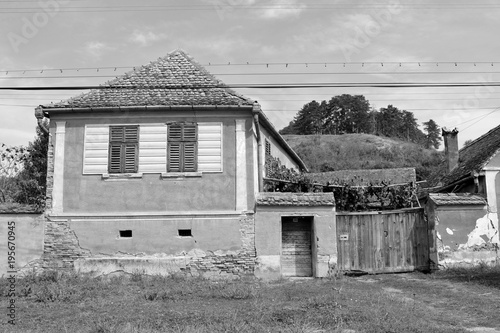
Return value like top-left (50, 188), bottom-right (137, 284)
top-left (264, 155), bottom-right (418, 211)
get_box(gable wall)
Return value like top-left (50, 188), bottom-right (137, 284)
top-left (260, 126), bottom-right (301, 172)
top-left (49, 111), bottom-right (256, 214)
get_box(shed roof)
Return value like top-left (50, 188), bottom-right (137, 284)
top-left (428, 193), bottom-right (486, 206)
top-left (309, 168), bottom-right (416, 186)
top-left (256, 192), bottom-right (335, 206)
top-left (442, 124), bottom-right (500, 186)
top-left (40, 49), bottom-right (253, 109)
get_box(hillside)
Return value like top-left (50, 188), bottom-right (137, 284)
top-left (283, 134), bottom-right (446, 184)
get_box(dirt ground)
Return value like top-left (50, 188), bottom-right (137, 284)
top-left (354, 272), bottom-right (500, 333)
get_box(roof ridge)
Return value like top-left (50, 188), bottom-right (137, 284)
top-left (460, 122), bottom-right (500, 153)
top-left (41, 49), bottom-right (254, 108)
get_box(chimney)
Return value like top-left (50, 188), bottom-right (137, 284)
top-left (442, 128), bottom-right (459, 173)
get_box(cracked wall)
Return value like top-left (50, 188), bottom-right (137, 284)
top-left (431, 204), bottom-right (499, 266)
top-left (42, 214), bottom-right (256, 278)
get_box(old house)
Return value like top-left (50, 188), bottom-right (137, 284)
top-left (428, 127), bottom-right (500, 264)
top-left (34, 49), bottom-right (336, 279)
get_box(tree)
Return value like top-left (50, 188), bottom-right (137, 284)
top-left (423, 119), bottom-right (442, 149)
top-left (13, 124), bottom-right (49, 209)
top-left (291, 100), bottom-right (324, 134)
top-left (323, 94), bottom-right (371, 134)
top-left (374, 105), bottom-right (427, 145)
top-left (279, 94), bottom-right (371, 135)
top-left (0, 144), bottom-right (28, 203)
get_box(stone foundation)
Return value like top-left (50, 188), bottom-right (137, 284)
top-left (42, 217), bottom-right (91, 270)
top-left (41, 213), bottom-right (257, 278)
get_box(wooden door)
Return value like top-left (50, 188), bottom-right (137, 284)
top-left (281, 217), bottom-right (313, 277)
top-left (336, 208), bottom-right (429, 274)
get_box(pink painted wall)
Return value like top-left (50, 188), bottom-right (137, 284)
top-left (48, 111), bottom-right (257, 214)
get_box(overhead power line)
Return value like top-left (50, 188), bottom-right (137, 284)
top-left (2, 71), bottom-right (500, 80)
top-left (2, 62), bottom-right (500, 74)
top-left (2, 3), bottom-right (500, 13)
top-left (2, 82), bottom-right (500, 90)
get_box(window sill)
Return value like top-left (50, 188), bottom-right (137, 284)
top-left (161, 172), bottom-right (202, 179)
top-left (102, 173), bottom-right (143, 181)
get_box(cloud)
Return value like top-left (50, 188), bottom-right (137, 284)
top-left (83, 41), bottom-right (113, 59)
top-left (129, 30), bottom-right (168, 46)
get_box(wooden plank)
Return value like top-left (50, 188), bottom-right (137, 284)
top-left (281, 218), bottom-right (312, 277)
top-left (336, 209), bottom-right (427, 274)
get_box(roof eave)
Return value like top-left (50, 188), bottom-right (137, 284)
top-left (39, 104), bottom-right (253, 117)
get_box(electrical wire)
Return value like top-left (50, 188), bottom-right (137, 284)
top-left (2, 62), bottom-right (500, 73)
top-left (2, 82), bottom-right (500, 90)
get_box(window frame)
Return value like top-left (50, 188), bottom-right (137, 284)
top-left (108, 125), bottom-right (139, 174)
top-left (167, 122), bottom-right (198, 173)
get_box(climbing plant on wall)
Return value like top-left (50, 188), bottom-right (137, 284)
top-left (264, 155), bottom-right (418, 211)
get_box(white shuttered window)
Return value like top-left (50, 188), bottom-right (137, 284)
top-left (83, 122), bottom-right (223, 174)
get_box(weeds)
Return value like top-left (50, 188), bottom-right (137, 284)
top-left (435, 262), bottom-right (500, 288)
top-left (0, 271), bottom-right (487, 332)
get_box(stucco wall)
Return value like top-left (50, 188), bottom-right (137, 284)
top-left (0, 214), bottom-right (44, 276)
top-left (254, 206), bottom-right (336, 279)
top-left (70, 217), bottom-right (243, 255)
top-left (48, 111), bottom-right (256, 214)
top-left (430, 204), bottom-right (499, 265)
top-left (260, 126), bottom-right (300, 171)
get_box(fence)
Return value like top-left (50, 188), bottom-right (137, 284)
top-left (336, 208), bottom-right (429, 274)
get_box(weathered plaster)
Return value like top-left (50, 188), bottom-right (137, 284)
top-left (254, 255), bottom-right (281, 280)
top-left (254, 205), bottom-right (336, 278)
top-left (431, 203), bottom-right (499, 266)
top-left (460, 212), bottom-right (499, 249)
top-left (0, 214), bottom-right (45, 276)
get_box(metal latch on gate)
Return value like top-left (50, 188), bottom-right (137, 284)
top-left (339, 234), bottom-right (349, 241)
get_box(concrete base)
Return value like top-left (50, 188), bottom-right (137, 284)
top-left (254, 255), bottom-right (281, 280)
top-left (74, 257), bottom-right (190, 276)
top-left (439, 250), bottom-right (499, 267)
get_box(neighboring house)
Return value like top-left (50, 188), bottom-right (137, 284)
top-left (34, 49), bottom-right (336, 279)
top-left (427, 127), bottom-right (500, 264)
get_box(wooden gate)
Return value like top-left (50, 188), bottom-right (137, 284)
top-left (336, 208), bottom-right (429, 273)
top-left (281, 216), bottom-right (313, 277)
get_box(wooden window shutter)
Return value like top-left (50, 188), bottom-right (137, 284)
top-left (183, 142), bottom-right (197, 172)
top-left (108, 125), bottom-right (139, 173)
top-left (167, 123), bottom-right (198, 172)
top-left (167, 142), bottom-right (182, 172)
top-left (109, 143), bottom-right (123, 173)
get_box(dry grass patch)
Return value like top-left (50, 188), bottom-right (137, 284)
top-left (0, 270), bottom-right (487, 333)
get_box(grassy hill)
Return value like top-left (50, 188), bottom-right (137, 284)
top-left (283, 134), bottom-right (446, 184)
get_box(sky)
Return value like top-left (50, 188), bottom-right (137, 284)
top-left (1, 0), bottom-right (500, 149)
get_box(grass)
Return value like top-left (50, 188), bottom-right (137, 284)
top-left (433, 262), bottom-right (500, 288)
top-left (282, 134), bottom-right (445, 184)
top-left (2, 269), bottom-right (492, 333)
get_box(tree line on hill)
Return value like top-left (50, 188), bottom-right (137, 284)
top-left (279, 94), bottom-right (442, 149)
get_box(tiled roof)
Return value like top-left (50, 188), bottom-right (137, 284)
top-left (309, 168), bottom-right (416, 186)
top-left (442, 124), bottom-right (500, 185)
top-left (429, 193), bottom-right (486, 206)
top-left (41, 49), bottom-right (253, 109)
top-left (256, 192), bottom-right (335, 206)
